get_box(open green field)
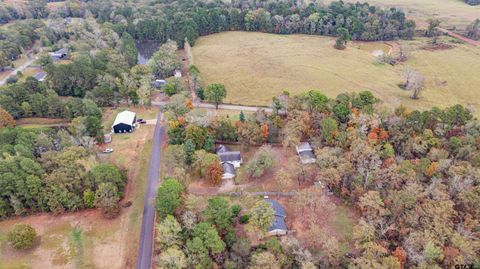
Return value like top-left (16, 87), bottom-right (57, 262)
top-left (193, 31), bottom-right (480, 113)
top-left (325, 0), bottom-right (480, 29)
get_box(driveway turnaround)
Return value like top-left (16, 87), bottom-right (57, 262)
top-left (136, 113), bottom-right (163, 269)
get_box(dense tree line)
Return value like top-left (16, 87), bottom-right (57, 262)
top-left (0, 1), bottom-right (49, 24)
top-left (0, 77), bottom-right (65, 119)
top-left (0, 127), bottom-right (126, 219)
top-left (85, 0), bottom-right (415, 47)
top-left (0, 20), bottom-right (45, 67)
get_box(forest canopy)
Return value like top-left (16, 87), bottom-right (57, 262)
top-left (0, 127), bottom-right (126, 219)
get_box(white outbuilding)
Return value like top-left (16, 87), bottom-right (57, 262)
top-left (111, 110), bottom-right (136, 134)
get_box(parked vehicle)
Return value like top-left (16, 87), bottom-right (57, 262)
top-left (138, 120), bottom-right (147, 124)
top-left (102, 148), bottom-right (114, 153)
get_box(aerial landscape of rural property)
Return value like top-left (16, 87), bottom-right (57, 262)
top-left (0, 0), bottom-right (479, 268)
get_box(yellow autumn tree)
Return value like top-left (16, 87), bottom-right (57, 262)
top-left (0, 108), bottom-right (16, 128)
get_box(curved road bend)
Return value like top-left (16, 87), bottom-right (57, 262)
top-left (136, 112), bottom-right (164, 269)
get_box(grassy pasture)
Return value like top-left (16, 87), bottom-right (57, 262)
top-left (325, 0), bottom-right (480, 29)
top-left (192, 31), bottom-right (480, 113)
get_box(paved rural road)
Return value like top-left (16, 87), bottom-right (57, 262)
top-left (136, 112), bottom-right (164, 269)
top-left (152, 101), bottom-right (273, 113)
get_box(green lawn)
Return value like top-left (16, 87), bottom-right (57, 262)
top-left (193, 32), bottom-right (480, 114)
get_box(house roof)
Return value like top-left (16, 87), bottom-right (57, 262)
top-left (296, 142), bottom-right (313, 153)
top-left (270, 215), bottom-right (287, 232)
top-left (265, 199), bottom-right (287, 232)
top-left (54, 48), bottom-right (68, 55)
top-left (33, 72), bottom-right (47, 81)
top-left (265, 199), bottom-right (287, 218)
top-left (222, 162), bottom-right (235, 175)
top-left (216, 144), bottom-right (229, 154)
top-left (112, 111), bottom-right (136, 127)
top-left (299, 150), bottom-right (316, 160)
top-left (218, 151), bottom-right (241, 163)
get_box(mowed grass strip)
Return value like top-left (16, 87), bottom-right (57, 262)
top-left (193, 32), bottom-right (480, 113)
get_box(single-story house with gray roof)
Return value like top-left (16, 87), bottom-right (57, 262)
top-left (50, 48), bottom-right (68, 61)
top-left (265, 198), bottom-right (288, 236)
top-left (218, 149), bottom-right (242, 168)
top-left (216, 144), bottom-right (242, 179)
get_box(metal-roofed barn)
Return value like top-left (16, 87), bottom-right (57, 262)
top-left (111, 111), bottom-right (136, 134)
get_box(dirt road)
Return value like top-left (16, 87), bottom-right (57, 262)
top-left (437, 27), bottom-right (480, 47)
top-left (136, 112), bottom-right (164, 269)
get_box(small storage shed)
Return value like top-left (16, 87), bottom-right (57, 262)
top-left (174, 70), bottom-right (182, 78)
top-left (295, 142), bottom-right (316, 164)
top-left (111, 111), bottom-right (136, 134)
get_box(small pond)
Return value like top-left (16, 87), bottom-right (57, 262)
top-left (355, 42), bottom-right (392, 57)
top-left (136, 40), bottom-right (161, 65)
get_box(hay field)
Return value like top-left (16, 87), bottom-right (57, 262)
top-left (192, 31), bottom-right (480, 113)
top-left (325, 0), bottom-right (480, 29)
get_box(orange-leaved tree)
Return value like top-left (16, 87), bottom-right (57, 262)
top-left (205, 161), bottom-right (223, 186)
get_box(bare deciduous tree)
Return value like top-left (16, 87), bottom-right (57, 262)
top-left (403, 69), bottom-right (426, 99)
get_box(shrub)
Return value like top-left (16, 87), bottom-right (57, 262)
top-left (231, 204), bottom-right (242, 217)
top-left (6, 76), bottom-right (18, 84)
top-left (196, 87), bottom-right (204, 100)
top-left (8, 224), bottom-right (37, 250)
top-left (239, 215), bottom-right (250, 224)
top-left (83, 189), bottom-right (95, 208)
top-left (163, 79), bottom-right (184, 96)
